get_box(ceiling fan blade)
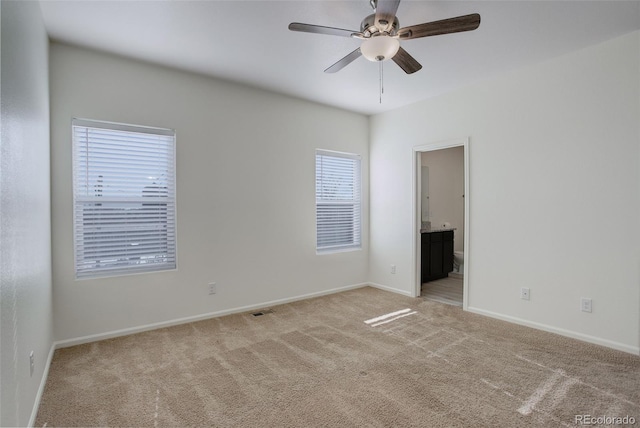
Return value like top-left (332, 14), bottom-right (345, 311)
top-left (289, 22), bottom-right (359, 38)
top-left (397, 13), bottom-right (480, 40)
top-left (392, 47), bottom-right (422, 74)
top-left (374, 0), bottom-right (401, 32)
top-left (324, 48), bottom-right (362, 73)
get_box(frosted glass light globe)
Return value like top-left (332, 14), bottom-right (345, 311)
top-left (360, 35), bottom-right (400, 62)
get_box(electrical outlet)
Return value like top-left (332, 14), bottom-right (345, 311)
top-left (390, 265), bottom-right (396, 274)
top-left (520, 287), bottom-right (530, 300)
top-left (208, 282), bottom-right (217, 295)
top-left (29, 351), bottom-right (34, 377)
top-left (581, 297), bottom-right (592, 313)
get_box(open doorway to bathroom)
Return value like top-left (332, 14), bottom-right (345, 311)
top-left (413, 138), bottom-right (469, 309)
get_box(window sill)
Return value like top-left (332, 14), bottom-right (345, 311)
top-left (316, 246), bottom-right (362, 256)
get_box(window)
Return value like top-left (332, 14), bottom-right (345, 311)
top-left (315, 150), bottom-right (361, 253)
top-left (72, 119), bottom-right (176, 279)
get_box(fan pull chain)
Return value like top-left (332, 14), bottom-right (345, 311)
top-left (379, 61), bottom-right (384, 104)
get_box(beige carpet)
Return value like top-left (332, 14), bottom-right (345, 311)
top-left (36, 287), bottom-right (640, 427)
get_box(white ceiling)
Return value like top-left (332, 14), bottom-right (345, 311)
top-left (40, 0), bottom-right (640, 115)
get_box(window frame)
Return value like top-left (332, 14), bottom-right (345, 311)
top-left (71, 118), bottom-right (177, 280)
top-left (315, 149), bottom-right (362, 254)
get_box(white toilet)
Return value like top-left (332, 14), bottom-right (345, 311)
top-left (453, 251), bottom-right (464, 274)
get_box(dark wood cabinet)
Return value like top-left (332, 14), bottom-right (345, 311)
top-left (421, 230), bottom-right (454, 283)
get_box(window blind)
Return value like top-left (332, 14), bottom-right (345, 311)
top-left (72, 119), bottom-right (176, 279)
top-left (315, 150), bottom-right (361, 252)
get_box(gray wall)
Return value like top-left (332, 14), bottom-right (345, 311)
top-left (421, 147), bottom-right (465, 252)
top-left (369, 31), bottom-right (640, 353)
top-left (49, 43), bottom-right (369, 343)
top-left (0, 1), bottom-right (53, 426)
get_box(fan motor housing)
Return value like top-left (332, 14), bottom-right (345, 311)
top-left (360, 14), bottom-right (399, 36)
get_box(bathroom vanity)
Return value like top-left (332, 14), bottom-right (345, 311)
top-left (421, 229), bottom-right (454, 282)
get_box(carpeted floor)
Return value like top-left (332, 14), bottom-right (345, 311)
top-left (36, 287), bottom-right (640, 427)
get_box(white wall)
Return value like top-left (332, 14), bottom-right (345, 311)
top-left (50, 43), bottom-right (369, 343)
top-left (370, 31), bottom-right (640, 353)
top-left (0, 1), bottom-right (53, 426)
top-left (421, 147), bottom-right (465, 252)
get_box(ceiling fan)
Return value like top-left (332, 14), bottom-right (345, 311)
top-left (288, 0), bottom-right (480, 75)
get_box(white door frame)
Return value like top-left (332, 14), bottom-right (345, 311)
top-left (412, 138), bottom-right (470, 310)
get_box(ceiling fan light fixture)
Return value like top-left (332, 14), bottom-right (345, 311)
top-left (360, 35), bottom-right (400, 62)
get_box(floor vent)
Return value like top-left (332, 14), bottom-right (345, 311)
top-left (252, 309), bottom-right (274, 317)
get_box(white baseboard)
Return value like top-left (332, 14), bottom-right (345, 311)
top-left (28, 342), bottom-right (56, 427)
top-left (466, 306), bottom-right (640, 356)
top-left (55, 282), bottom-right (370, 349)
top-left (368, 282), bottom-right (415, 297)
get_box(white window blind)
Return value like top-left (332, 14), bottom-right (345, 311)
top-left (315, 150), bottom-right (362, 253)
top-left (72, 119), bottom-right (176, 279)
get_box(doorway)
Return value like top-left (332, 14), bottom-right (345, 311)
top-left (413, 138), bottom-right (470, 309)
